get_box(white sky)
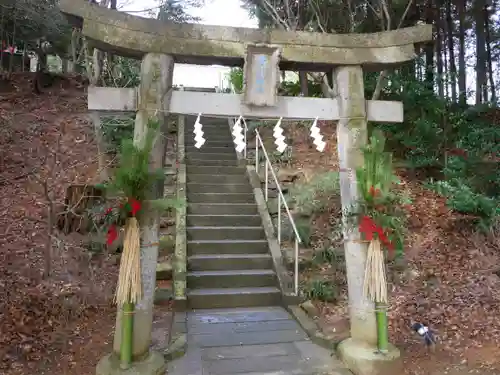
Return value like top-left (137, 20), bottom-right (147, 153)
top-left (121, 0), bottom-right (258, 88)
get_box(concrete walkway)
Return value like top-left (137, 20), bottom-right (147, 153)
top-left (167, 306), bottom-right (351, 375)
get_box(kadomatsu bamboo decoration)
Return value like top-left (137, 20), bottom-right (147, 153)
top-left (354, 129), bottom-right (408, 353)
top-left (102, 119), bottom-right (184, 369)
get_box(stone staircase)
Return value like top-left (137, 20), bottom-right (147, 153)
top-left (184, 115), bottom-right (282, 309)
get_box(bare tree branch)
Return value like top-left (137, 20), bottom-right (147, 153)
top-left (372, 0), bottom-right (414, 100)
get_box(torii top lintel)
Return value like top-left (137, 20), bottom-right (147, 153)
top-left (59, 0), bottom-right (432, 72)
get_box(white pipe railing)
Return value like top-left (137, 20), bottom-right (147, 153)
top-left (231, 117), bottom-right (303, 295)
top-left (255, 130), bottom-right (303, 296)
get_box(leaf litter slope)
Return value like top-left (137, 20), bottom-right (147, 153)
top-left (285, 120), bottom-right (500, 374)
top-left (0, 73), bottom-right (117, 375)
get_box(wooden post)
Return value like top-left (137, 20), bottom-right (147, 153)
top-left (112, 53), bottom-right (174, 360)
top-left (335, 65), bottom-right (378, 347)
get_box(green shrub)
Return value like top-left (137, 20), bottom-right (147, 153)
top-left (101, 115), bottom-right (135, 155)
top-left (228, 67), bottom-right (243, 93)
top-left (427, 178), bottom-right (499, 231)
top-left (302, 279), bottom-right (337, 302)
top-left (295, 218), bottom-right (312, 247)
top-left (289, 171), bottom-right (340, 216)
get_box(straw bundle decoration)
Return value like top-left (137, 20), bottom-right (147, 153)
top-left (363, 238), bottom-right (387, 304)
top-left (115, 217), bottom-right (142, 306)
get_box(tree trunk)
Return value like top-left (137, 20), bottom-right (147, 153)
top-left (298, 71), bottom-right (309, 96)
top-left (67, 28), bottom-right (78, 74)
top-left (89, 112), bottom-right (109, 183)
top-left (484, 4), bottom-right (496, 103)
top-left (446, 0), bottom-right (457, 102)
top-left (436, 6), bottom-right (444, 97)
top-left (443, 34), bottom-right (448, 98)
top-left (457, 0), bottom-right (467, 105)
top-left (474, 0), bottom-right (487, 104)
top-left (424, 0), bottom-right (435, 90)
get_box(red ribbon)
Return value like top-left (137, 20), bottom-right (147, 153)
top-left (106, 225), bottom-right (118, 246)
top-left (105, 198), bottom-right (142, 246)
top-left (359, 215), bottom-right (394, 252)
top-left (128, 198), bottom-right (141, 217)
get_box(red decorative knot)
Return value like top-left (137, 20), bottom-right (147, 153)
top-left (128, 198), bottom-right (142, 217)
top-left (359, 215), bottom-right (394, 252)
top-left (106, 225), bottom-right (118, 245)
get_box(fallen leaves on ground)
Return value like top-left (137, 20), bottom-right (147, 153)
top-left (288, 122), bottom-right (500, 374)
top-left (0, 73), bottom-right (117, 375)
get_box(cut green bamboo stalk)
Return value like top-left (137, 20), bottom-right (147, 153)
top-left (375, 302), bottom-right (389, 353)
top-left (120, 302), bottom-right (134, 369)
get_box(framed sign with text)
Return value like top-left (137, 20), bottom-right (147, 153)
top-left (242, 43), bottom-right (281, 107)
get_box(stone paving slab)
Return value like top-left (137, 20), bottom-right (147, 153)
top-left (189, 319), bottom-right (301, 334)
top-left (205, 353), bottom-right (329, 374)
top-left (189, 307), bottom-right (291, 323)
top-left (201, 343), bottom-right (298, 360)
top-left (189, 328), bottom-right (308, 347)
top-left (167, 306), bottom-right (351, 375)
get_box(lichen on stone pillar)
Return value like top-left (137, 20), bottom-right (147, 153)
top-left (111, 53), bottom-right (175, 362)
top-left (334, 65), bottom-right (377, 347)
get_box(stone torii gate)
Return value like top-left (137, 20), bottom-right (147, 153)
top-left (59, 1), bottom-right (431, 374)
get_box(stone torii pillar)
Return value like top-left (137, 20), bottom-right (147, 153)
top-left (335, 66), bottom-right (400, 374)
top-left (97, 53), bottom-right (174, 375)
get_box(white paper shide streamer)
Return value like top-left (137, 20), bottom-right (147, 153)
top-left (232, 116), bottom-right (246, 153)
top-left (273, 117), bottom-right (287, 154)
top-left (193, 113), bottom-right (205, 149)
top-left (310, 117), bottom-right (326, 152)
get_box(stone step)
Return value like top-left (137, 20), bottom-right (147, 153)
top-left (186, 226), bottom-right (265, 241)
top-left (185, 131), bottom-right (232, 140)
top-left (184, 132), bottom-right (232, 140)
top-left (187, 182), bottom-right (252, 194)
top-left (187, 240), bottom-right (269, 255)
top-left (186, 146), bottom-right (235, 155)
top-left (187, 214), bottom-right (261, 227)
top-left (188, 253), bottom-right (273, 271)
top-left (187, 269), bottom-right (277, 289)
top-left (184, 129), bottom-right (232, 136)
top-left (186, 152), bottom-right (237, 161)
top-left (187, 173), bottom-right (248, 184)
top-left (188, 287), bottom-right (281, 309)
top-left (188, 203), bottom-right (257, 215)
top-left (185, 158), bottom-right (239, 167)
top-left (187, 192), bottom-right (255, 204)
top-left (185, 139), bottom-right (233, 147)
top-left (185, 124), bottom-right (231, 131)
top-left (186, 165), bottom-right (245, 175)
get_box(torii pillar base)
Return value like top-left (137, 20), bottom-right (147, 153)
top-left (338, 339), bottom-right (402, 375)
top-left (333, 65), bottom-right (402, 375)
top-left (96, 352), bottom-right (165, 375)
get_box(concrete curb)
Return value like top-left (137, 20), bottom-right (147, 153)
top-left (173, 114), bottom-right (187, 311)
top-left (247, 165), bottom-right (299, 300)
top-left (164, 333), bottom-right (187, 361)
top-left (286, 304), bottom-right (340, 351)
top-left (156, 262), bottom-right (172, 280)
top-left (164, 310), bottom-right (187, 361)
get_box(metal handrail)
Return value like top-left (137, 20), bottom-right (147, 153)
top-left (230, 116), bottom-right (303, 295)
